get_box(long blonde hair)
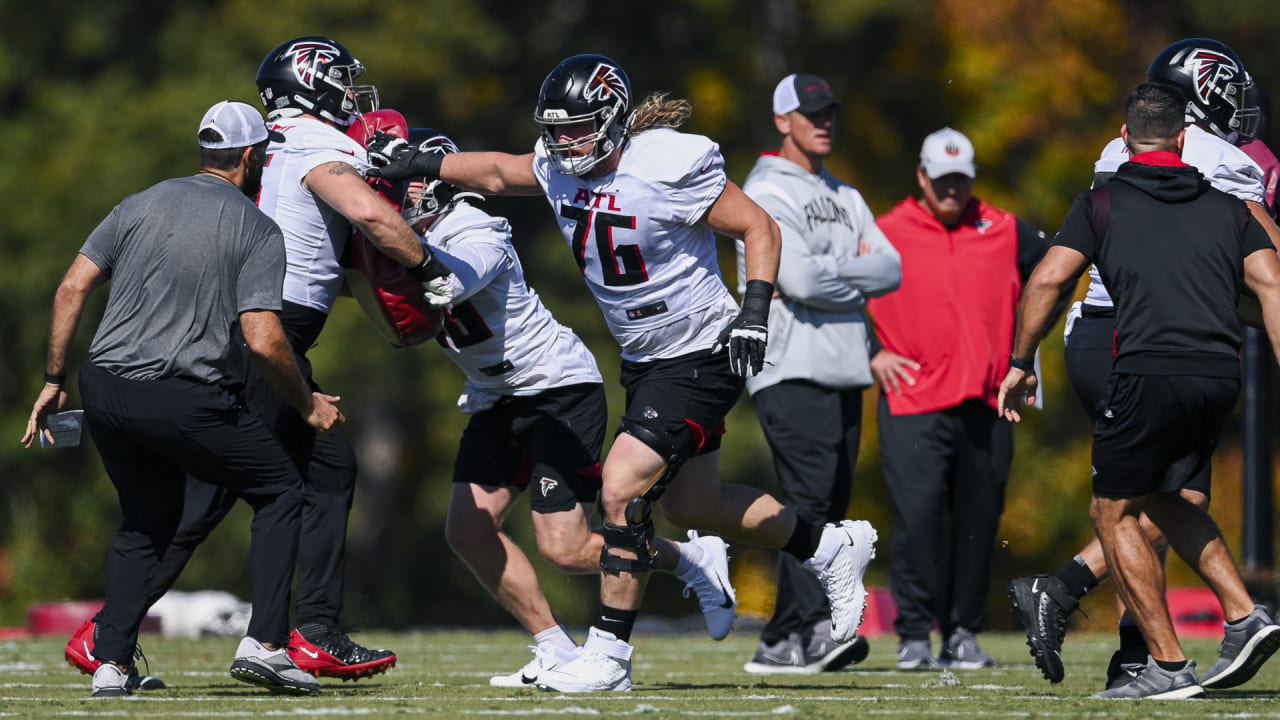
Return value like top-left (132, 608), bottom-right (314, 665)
top-left (628, 92), bottom-right (692, 134)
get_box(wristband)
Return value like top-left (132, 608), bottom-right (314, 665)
top-left (1007, 354), bottom-right (1035, 373)
top-left (44, 371), bottom-right (66, 385)
top-left (416, 149), bottom-right (444, 181)
top-left (740, 279), bottom-right (775, 320)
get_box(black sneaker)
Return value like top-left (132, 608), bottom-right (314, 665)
top-left (1008, 574), bottom-right (1076, 683)
top-left (804, 621), bottom-right (870, 673)
top-left (1200, 604), bottom-right (1280, 689)
top-left (1104, 644), bottom-right (1149, 690)
top-left (1094, 656), bottom-right (1202, 699)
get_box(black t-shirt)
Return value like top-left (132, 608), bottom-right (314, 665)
top-left (1054, 158), bottom-right (1273, 377)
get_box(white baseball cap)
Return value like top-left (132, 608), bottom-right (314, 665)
top-left (920, 127), bottom-right (976, 179)
top-left (198, 100), bottom-right (283, 149)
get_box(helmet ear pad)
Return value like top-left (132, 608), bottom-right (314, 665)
top-left (534, 54), bottom-right (632, 176)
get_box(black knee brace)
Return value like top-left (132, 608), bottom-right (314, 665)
top-left (597, 419), bottom-right (692, 575)
top-left (600, 497), bottom-right (658, 575)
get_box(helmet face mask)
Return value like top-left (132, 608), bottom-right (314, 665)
top-left (1148, 38), bottom-right (1255, 141)
top-left (534, 54), bottom-right (632, 176)
top-left (401, 129), bottom-right (463, 226)
top-left (257, 36), bottom-right (378, 128)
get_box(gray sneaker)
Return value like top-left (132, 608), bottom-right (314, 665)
top-left (91, 662), bottom-right (131, 698)
top-left (805, 621), bottom-right (870, 673)
top-left (743, 633), bottom-right (808, 674)
top-left (897, 638), bottom-right (936, 670)
top-left (939, 628), bottom-right (997, 669)
top-left (1200, 604), bottom-right (1280, 689)
top-left (1094, 656), bottom-right (1203, 699)
top-left (229, 636), bottom-right (320, 695)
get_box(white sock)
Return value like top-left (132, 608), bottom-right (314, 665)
top-left (674, 540), bottom-right (704, 580)
top-left (534, 625), bottom-right (576, 651)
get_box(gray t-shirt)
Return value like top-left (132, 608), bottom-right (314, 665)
top-left (81, 173), bottom-right (285, 384)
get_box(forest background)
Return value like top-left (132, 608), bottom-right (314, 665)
top-left (3, 0), bottom-right (1279, 632)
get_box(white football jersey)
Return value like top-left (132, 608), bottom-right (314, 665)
top-left (425, 202), bottom-right (601, 412)
top-left (257, 115), bottom-right (370, 314)
top-left (1084, 124), bottom-right (1265, 307)
top-left (533, 128), bottom-right (739, 362)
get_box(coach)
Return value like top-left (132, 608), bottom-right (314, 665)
top-left (21, 101), bottom-right (339, 697)
top-left (999, 82), bottom-right (1280, 700)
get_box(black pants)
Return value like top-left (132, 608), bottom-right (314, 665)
top-left (114, 303), bottom-right (358, 628)
top-left (877, 396), bottom-right (1011, 640)
top-left (79, 364), bottom-right (303, 665)
top-left (753, 381), bottom-right (861, 644)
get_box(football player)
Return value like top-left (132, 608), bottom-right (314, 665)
top-left (368, 53), bottom-right (878, 692)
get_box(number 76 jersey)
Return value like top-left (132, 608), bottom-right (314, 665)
top-left (533, 127), bottom-right (740, 362)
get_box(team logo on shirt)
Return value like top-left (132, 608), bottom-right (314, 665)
top-left (583, 63), bottom-right (630, 107)
top-left (281, 41), bottom-right (341, 90)
top-left (1188, 49), bottom-right (1243, 107)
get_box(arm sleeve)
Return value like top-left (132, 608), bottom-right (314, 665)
top-left (1242, 210), bottom-right (1275, 257)
top-left (77, 204), bottom-right (123, 277)
top-left (1015, 218), bottom-right (1052, 282)
top-left (429, 236), bottom-right (513, 305)
top-left (764, 190), bottom-right (901, 311)
top-left (666, 139), bottom-right (728, 225)
top-left (1052, 193), bottom-right (1098, 262)
top-left (236, 221), bottom-right (286, 313)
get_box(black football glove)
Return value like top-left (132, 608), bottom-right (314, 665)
top-left (366, 131), bottom-right (444, 181)
top-left (713, 279), bottom-right (773, 377)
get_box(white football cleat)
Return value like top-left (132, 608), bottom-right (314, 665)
top-left (679, 530), bottom-right (737, 640)
top-left (490, 644), bottom-right (579, 688)
top-left (804, 520), bottom-right (877, 643)
top-left (536, 627), bottom-right (633, 693)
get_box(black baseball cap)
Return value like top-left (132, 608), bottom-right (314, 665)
top-left (772, 73), bottom-right (842, 115)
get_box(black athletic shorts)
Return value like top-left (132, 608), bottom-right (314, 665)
top-left (617, 348), bottom-right (744, 463)
top-left (1091, 373), bottom-right (1238, 499)
top-left (1067, 311), bottom-right (1212, 497)
top-left (452, 383), bottom-right (605, 514)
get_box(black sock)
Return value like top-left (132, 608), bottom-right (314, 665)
top-left (1118, 621), bottom-right (1146, 651)
top-left (1155, 658), bottom-right (1187, 672)
top-left (596, 605), bottom-right (639, 642)
top-left (1053, 555), bottom-right (1099, 601)
top-left (781, 517), bottom-right (823, 560)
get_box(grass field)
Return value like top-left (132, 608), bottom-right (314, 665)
top-left (2, 628), bottom-right (1278, 718)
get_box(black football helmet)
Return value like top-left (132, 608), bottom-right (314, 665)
top-left (534, 53), bottom-right (632, 176)
top-left (1148, 38), bottom-right (1258, 141)
top-left (400, 128), bottom-right (469, 225)
top-left (256, 36), bottom-right (378, 128)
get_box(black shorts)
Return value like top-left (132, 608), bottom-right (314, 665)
top-left (452, 383), bottom-right (605, 513)
top-left (1091, 374), bottom-right (1238, 499)
top-left (617, 349), bottom-right (744, 463)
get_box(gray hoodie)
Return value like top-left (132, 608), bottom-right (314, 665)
top-left (735, 154), bottom-right (901, 393)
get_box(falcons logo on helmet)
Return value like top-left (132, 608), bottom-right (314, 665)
top-left (1187, 49), bottom-right (1242, 105)
top-left (583, 63), bottom-right (629, 106)
top-left (281, 41), bottom-right (340, 90)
